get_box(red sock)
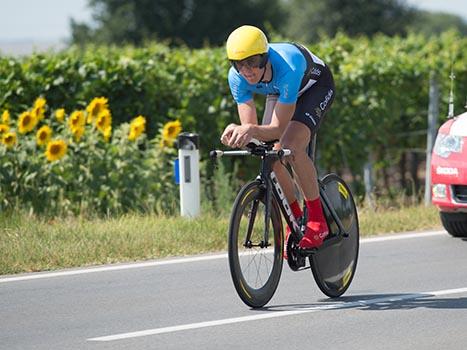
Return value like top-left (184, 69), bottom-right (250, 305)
top-left (300, 198), bottom-right (329, 248)
top-left (289, 200), bottom-right (303, 219)
top-left (305, 198), bottom-right (326, 225)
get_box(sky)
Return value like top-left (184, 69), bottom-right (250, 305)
top-left (0, 0), bottom-right (92, 41)
top-left (0, 0), bottom-right (466, 42)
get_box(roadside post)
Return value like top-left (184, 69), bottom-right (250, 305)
top-left (177, 132), bottom-right (200, 217)
top-left (424, 72), bottom-right (439, 206)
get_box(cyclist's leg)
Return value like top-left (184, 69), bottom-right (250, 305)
top-left (283, 68), bottom-right (335, 249)
top-left (282, 127), bottom-right (326, 249)
top-left (262, 95), bottom-right (303, 259)
top-left (262, 95), bottom-right (303, 219)
top-left (280, 122), bottom-right (316, 199)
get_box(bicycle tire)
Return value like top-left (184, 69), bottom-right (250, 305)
top-left (310, 173), bottom-right (359, 298)
top-left (228, 180), bottom-right (283, 308)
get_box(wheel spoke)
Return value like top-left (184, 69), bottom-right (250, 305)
top-left (238, 243), bottom-right (277, 289)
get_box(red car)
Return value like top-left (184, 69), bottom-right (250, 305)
top-left (431, 110), bottom-right (467, 237)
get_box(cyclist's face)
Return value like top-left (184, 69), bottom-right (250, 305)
top-left (231, 55), bottom-right (264, 83)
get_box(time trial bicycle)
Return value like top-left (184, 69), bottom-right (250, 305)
top-left (210, 136), bottom-right (359, 308)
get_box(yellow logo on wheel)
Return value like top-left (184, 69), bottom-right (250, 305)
top-left (338, 182), bottom-right (349, 200)
top-left (241, 189), bottom-right (256, 206)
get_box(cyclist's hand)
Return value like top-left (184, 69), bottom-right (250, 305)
top-left (228, 124), bottom-right (254, 148)
top-left (220, 123), bottom-right (238, 146)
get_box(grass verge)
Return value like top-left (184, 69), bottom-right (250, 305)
top-left (0, 205), bottom-right (442, 275)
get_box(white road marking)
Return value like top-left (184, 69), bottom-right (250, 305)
top-left (361, 230), bottom-right (446, 243)
top-left (0, 254), bottom-right (228, 283)
top-left (87, 286), bottom-right (467, 342)
top-left (0, 230), bottom-right (447, 284)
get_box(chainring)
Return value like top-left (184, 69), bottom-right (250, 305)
top-left (286, 234), bottom-right (306, 271)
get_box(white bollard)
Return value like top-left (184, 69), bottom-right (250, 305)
top-left (177, 132), bottom-right (200, 217)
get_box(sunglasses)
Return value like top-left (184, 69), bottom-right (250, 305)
top-left (230, 54), bottom-right (267, 71)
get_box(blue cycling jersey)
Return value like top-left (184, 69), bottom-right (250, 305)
top-left (228, 43), bottom-right (324, 105)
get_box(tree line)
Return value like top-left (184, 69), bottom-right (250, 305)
top-left (71, 0), bottom-right (467, 47)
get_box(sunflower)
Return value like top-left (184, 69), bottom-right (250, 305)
top-left (2, 132), bottom-right (17, 148)
top-left (95, 109), bottom-right (112, 133)
top-left (1, 110), bottom-right (10, 124)
top-left (128, 115), bottom-right (146, 141)
top-left (86, 97), bottom-right (109, 124)
top-left (161, 120), bottom-right (182, 147)
top-left (72, 126), bottom-right (85, 142)
top-left (18, 111), bottom-right (38, 134)
top-left (68, 110), bottom-right (86, 132)
top-left (159, 138), bottom-right (174, 148)
top-left (36, 125), bottom-right (53, 146)
top-left (55, 108), bottom-right (65, 123)
top-left (45, 139), bottom-right (67, 162)
top-left (103, 126), bottom-right (112, 142)
top-left (32, 97), bottom-right (47, 121)
top-left (0, 123), bottom-right (9, 134)
top-left (34, 97), bottom-right (46, 109)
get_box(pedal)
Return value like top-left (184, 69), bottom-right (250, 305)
top-left (297, 247), bottom-right (318, 257)
top-left (296, 265), bottom-right (312, 271)
top-left (287, 254), bottom-right (306, 271)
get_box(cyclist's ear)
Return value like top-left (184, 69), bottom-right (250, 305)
top-left (230, 60), bottom-right (240, 73)
top-left (259, 53), bottom-right (269, 69)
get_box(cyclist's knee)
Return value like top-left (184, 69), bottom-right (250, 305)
top-left (281, 142), bottom-right (309, 164)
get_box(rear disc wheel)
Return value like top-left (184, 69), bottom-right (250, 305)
top-left (310, 174), bottom-right (359, 298)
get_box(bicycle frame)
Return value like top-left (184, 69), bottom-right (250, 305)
top-left (219, 135), bottom-right (359, 306)
top-left (253, 152), bottom-right (302, 249)
top-left (211, 140), bottom-right (349, 252)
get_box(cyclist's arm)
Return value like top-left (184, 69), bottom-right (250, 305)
top-left (227, 101), bottom-right (295, 147)
top-left (237, 99), bottom-right (258, 125)
top-left (250, 101), bottom-right (295, 140)
top-left (250, 69), bottom-right (299, 140)
top-left (221, 99), bottom-right (258, 145)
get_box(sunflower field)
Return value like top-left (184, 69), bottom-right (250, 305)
top-left (0, 96), bottom-right (183, 215)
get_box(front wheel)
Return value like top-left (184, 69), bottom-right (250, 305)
top-left (228, 180), bottom-right (283, 308)
top-left (440, 212), bottom-right (467, 237)
top-left (310, 174), bottom-right (359, 298)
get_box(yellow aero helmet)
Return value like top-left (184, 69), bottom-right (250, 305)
top-left (226, 25), bottom-right (269, 61)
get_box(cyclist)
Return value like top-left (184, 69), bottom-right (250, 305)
top-left (220, 25), bottom-right (335, 252)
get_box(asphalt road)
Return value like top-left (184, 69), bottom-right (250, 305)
top-left (1, 229), bottom-right (467, 350)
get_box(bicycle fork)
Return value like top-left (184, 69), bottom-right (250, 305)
top-left (243, 196), bottom-right (262, 248)
top-left (242, 177), bottom-right (274, 249)
top-left (243, 170), bottom-right (296, 249)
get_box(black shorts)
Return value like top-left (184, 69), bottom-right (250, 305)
top-left (291, 64), bottom-right (335, 134)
